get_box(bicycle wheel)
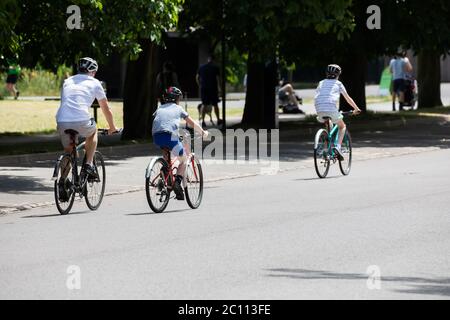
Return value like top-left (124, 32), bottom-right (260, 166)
top-left (54, 154), bottom-right (76, 215)
top-left (184, 155), bottom-right (203, 209)
top-left (85, 151), bottom-right (106, 210)
top-left (314, 130), bottom-right (331, 179)
top-left (339, 130), bottom-right (352, 176)
top-left (146, 158), bottom-right (170, 213)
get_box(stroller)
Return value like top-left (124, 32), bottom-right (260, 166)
top-left (401, 75), bottom-right (418, 110)
top-left (278, 90), bottom-right (304, 114)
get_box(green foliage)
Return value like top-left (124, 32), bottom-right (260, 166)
top-left (8, 0), bottom-right (183, 69)
top-left (181, 0), bottom-right (354, 62)
top-left (393, 0), bottom-right (450, 55)
top-left (0, 0), bottom-right (20, 60)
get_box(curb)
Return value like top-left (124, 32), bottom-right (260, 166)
top-left (0, 173), bottom-right (264, 215)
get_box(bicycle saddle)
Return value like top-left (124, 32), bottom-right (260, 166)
top-left (64, 129), bottom-right (79, 136)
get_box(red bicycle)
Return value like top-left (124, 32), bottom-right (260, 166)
top-left (145, 131), bottom-right (203, 213)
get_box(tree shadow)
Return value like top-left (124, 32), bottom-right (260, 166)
top-left (266, 268), bottom-right (450, 298)
top-left (0, 174), bottom-right (53, 194)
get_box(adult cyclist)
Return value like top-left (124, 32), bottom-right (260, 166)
top-left (55, 57), bottom-right (120, 181)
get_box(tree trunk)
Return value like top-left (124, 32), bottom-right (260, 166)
top-left (339, 53), bottom-right (367, 112)
top-left (418, 50), bottom-right (442, 109)
top-left (122, 40), bottom-right (160, 140)
top-left (263, 59), bottom-right (278, 129)
top-left (241, 53), bottom-right (265, 128)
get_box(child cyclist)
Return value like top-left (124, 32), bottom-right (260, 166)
top-left (314, 64), bottom-right (361, 159)
top-left (152, 86), bottom-right (208, 200)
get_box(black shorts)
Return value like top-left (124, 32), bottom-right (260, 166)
top-left (393, 79), bottom-right (405, 94)
top-left (6, 74), bottom-right (18, 84)
top-left (201, 88), bottom-right (219, 106)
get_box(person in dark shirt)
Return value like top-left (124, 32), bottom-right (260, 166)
top-left (196, 55), bottom-right (222, 127)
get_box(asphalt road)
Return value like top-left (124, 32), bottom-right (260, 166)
top-left (1, 146), bottom-right (449, 299)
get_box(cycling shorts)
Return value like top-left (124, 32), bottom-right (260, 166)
top-left (153, 131), bottom-right (184, 156)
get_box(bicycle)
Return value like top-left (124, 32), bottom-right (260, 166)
top-left (313, 111), bottom-right (355, 179)
top-left (145, 130), bottom-right (204, 213)
top-left (52, 128), bottom-right (120, 215)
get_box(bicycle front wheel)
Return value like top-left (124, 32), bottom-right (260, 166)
top-left (339, 130), bottom-right (352, 176)
top-left (185, 155), bottom-right (203, 209)
top-left (146, 158), bottom-right (170, 213)
top-left (85, 151), bottom-right (106, 210)
top-left (314, 130), bottom-right (330, 179)
top-left (54, 154), bottom-right (76, 215)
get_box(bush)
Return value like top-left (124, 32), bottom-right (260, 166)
top-left (0, 64), bottom-right (72, 97)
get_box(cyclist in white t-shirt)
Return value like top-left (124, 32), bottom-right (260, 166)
top-left (314, 64), bottom-right (361, 159)
top-left (56, 57), bottom-right (119, 177)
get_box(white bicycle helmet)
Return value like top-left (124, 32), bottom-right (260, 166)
top-left (326, 64), bottom-right (342, 79)
top-left (78, 57), bottom-right (98, 73)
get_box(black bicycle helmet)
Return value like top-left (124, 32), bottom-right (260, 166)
top-left (326, 64), bottom-right (342, 79)
top-left (163, 86), bottom-right (183, 103)
top-left (78, 57), bottom-right (98, 73)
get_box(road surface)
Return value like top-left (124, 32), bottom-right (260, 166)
top-left (1, 143), bottom-right (449, 299)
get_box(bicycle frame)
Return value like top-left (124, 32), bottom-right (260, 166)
top-left (323, 121), bottom-right (340, 158)
top-left (51, 138), bottom-right (87, 192)
top-left (146, 151), bottom-right (199, 190)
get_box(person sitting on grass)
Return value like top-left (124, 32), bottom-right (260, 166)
top-left (314, 64), bottom-right (361, 160)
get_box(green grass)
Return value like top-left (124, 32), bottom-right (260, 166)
top-left (0, 100), bottom-right (246, 135)
top-left (0, 100), bottom-right (124, 135)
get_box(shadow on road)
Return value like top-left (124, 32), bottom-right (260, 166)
top-left (125, 209), bottom-right (191, 216)
top-left (266, 268), bottom-right (450, 298)
top-left (21, 210), bottom-right (91, 218)
top-left (0, 174), bottom-right (52, 194)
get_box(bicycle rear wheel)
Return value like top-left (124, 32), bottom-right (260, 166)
top-left (146, 158), bottom-right (170, 213)
top-left (85, 151), bottom-right (106, 210)
top-left (184, 155), bottom-right (203, 209)
top-left (339, 130), bottom-right (352, 176)
top-left (314, 131), bottom-right (330, 179)
top-left (54, 154), bottom-right (76, 215)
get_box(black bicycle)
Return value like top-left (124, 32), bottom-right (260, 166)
top-left (52, 128), bottom-right (119, 215)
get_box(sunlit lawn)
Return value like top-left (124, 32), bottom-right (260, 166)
top-left (0, 100), bottom-right (246, 135)
top-left (0, 100), bottom-right (123, 134)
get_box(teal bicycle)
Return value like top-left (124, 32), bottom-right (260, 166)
top-left (313, 111), bottom-right (354, 179)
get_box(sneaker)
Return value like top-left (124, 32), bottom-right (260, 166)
top-left (173, 176), bottom-right (184, 200)
top-left (334, 147), bottom-right (344, 161)
top-left (84, 164), bottom-right (99, 180)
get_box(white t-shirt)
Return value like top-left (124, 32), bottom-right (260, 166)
top-left (56, 74), bottom-right (106, 122)
top-left (314, 79), bottom-right (348, 113)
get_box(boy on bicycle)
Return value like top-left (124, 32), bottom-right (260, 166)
top-left (314, 64), bottom-right (361, 159)
top-left (152, 86), bottom-right (208, 200)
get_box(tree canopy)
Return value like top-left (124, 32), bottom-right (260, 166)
top-left (6, 0), bottom-right (183, 69)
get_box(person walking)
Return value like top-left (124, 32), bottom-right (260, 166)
top-left (389, 51), bottom-right (413, 111)
top-left (196, 54), bottom-right (223, 128)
